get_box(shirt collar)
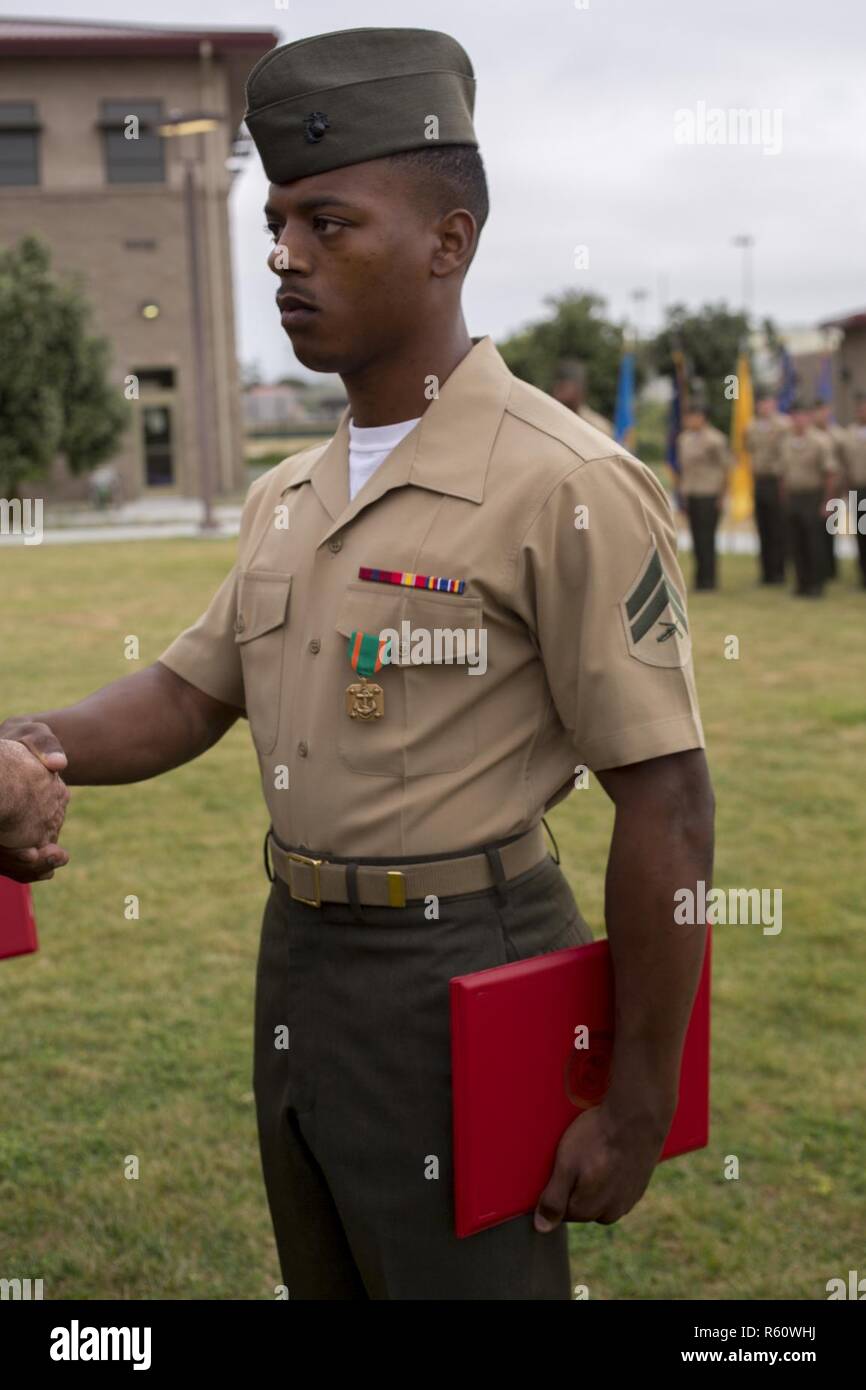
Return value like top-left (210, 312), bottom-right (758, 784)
top-left (279, 335), bottom-right (512, 524)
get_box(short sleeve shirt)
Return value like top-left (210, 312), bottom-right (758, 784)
top-left (677, 426), bottom-right (731, 496)
top-left (844, 423), bottom-right (866, 486)
top-left (779, 428), bottom-right (835, 491)
top-left (745, 414), bottom-right (790, 477)
top-left (158, 336), bottom-right (705, 857)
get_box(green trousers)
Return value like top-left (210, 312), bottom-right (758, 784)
top-left (252, 850), bottom-right (594, 1300)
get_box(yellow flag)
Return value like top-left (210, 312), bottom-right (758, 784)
top-left (729, 352), bottom-right (754, 522)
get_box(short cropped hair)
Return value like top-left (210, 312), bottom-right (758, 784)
top-left (382, 144), bottom-right (490, 268)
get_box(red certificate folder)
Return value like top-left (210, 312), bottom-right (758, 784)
top-left (450, 926), bottom-right (711, 1238)
top-left (0, 877), bottom-right (39, 960)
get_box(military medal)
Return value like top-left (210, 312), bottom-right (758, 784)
top-left (345, 629), bottom-right (390, 721)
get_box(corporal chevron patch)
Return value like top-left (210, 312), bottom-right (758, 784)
top-left (619, 542), bottom-right (691, 668)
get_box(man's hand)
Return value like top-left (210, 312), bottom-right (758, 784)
top-left (533, 749), bottom-right (714, 1232)
top-left (0, 716), bottom-right (68, 775)
top-left (0, 732), bottom-right (71, 881)
top-left (534, 1099), bottom-right (669, 1231)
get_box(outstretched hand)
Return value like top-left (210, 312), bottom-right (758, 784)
top-left (0, 728), bottom-right (71, 881)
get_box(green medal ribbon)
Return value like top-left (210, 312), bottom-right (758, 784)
top-left (348, 629), bottom-right (391, 678)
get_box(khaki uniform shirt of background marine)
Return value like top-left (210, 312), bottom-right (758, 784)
top-left (159, 337), bottom-right (705, 858)
top-left (744, 413), bottom-right (791, 477)
top-left (814, 421), bottom-right (849, 483)
top-left (675, 425), bottom-right (732, 497)
top-left (779, 428), bottom-right (835, 491)
top-left (843, 422), bottom-right (866, 487)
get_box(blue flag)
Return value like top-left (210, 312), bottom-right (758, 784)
top-left (666, 348), bottom-right (687, 475)
top-left (777, 347), bottom-right (798, 413)
top-left (614, 351), bottom-right (636, 447)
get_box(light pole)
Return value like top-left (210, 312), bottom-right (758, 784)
top-left (629, 287), bottom-right (649, 344)
top-left (158, 111), bottom-right (223, 532)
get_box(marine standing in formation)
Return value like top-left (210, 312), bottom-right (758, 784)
top-left (843, 392), bottom-right (866, 588)
top-left (676, 403), bottom-right (732, 591)
top-left (744, 392), bottom-right (789, 584)
top-left (811, 402), bottom-right (847, 581)
top-left (550, 358), bottom-right (615, 437)
top-left (778, 402), bottom-right (835, 598)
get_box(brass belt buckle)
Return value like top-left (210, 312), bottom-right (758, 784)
top-left (386, 870), bottom-right (407, 908)
top-left (287, 852), bottom-right (323, 908)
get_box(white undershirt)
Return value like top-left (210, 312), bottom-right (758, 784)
top-left (348, 416), bottom-right (422, 501)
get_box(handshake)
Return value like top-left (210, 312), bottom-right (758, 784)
top-left (0, 721), bottom-right (71, 883)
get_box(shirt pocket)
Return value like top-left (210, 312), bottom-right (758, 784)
top-left (234, 569), bottom-right (292, 756)
top-left (334, 582), bottom-right (483, 778)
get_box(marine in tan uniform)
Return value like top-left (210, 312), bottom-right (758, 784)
top-left (779, 403), bottom-right (835, 597)
top-left (550, 358), bottom-right (615, 438)
top-left (744, 392), bottom-right (789, 584)
top-left (843, 392), bottom-right (866, 588)
top-left (676, 405), bottom-right (732, 590)
top-left (0, 27), bottom-right (715, 1301)
top-left (811, 402), bottom-right (847, 580)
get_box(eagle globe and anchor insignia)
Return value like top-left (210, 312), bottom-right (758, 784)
top-left (345, 630), bottom-right (390, 721)
top-left (303, 111), bottom-right (330, 143)
top-left (563, 1029), bottom-right (614, 1110)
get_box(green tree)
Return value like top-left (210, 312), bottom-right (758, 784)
top-left (497, 290), bottom-right (627, 419)
top-left (0, 235), bottom-right (128, 498)
top-left (650, 302), bottom-right (756, 433)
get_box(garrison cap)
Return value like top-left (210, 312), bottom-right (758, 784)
top-left (244, 27), bottom-right (478, 186)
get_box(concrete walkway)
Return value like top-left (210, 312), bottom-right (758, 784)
top-left (0, 497), bottom-right (243, 546)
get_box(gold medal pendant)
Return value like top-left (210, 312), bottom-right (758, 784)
top-left (345, 629), bottom-right (388, 721)
top-left (345, 677), bottom-right (384, 720)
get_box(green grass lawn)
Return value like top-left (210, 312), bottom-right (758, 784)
top-left (0, 539), bottom-right (864, 1300)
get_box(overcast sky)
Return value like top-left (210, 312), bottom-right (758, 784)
top-left (16, 0), bottom-right (866, 380)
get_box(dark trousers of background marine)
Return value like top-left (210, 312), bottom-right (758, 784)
top-left (686, 494), bottom-right (720, 590)
top-left (786, 489), bottom-right (825, 595)
top-left (821, 503), bottom-right (838, 580)
top-left (753, 475), bottom-right (786, 583)
top-left (858, 488), bottom-right (866, 587)
top-left (252, 854), bottom-right (594, 1300)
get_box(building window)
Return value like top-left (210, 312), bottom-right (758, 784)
top-left (134, 368), bottom-right (176, 390)
top-left (142, 403), bottom-right (175, 487)
top-left (0, 103), bottom-right (40, 186)
top-left (100, 101), bottom-right (165, 184)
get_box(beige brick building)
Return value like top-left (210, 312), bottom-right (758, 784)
top-left (820, 310), bottom-right (866, 424)
top-left (0, 17), bottom-right (276, 501)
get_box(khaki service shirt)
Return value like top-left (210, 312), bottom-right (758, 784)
top-left (676, 426), bottom-right (732, 497)
top-left (159, 336), bottom-right (704, 857)
top-left (744, 414), bottom-right (790, 477)
top-left (814, 422), bottom-right (848, 479)
top-left (843, 423), bottom-right (866, 487)
top-left (779, 428), bottom-right (835, 492)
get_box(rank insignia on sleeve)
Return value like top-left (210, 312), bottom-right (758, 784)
top-left (619, 542), bottom-right (691, 668)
